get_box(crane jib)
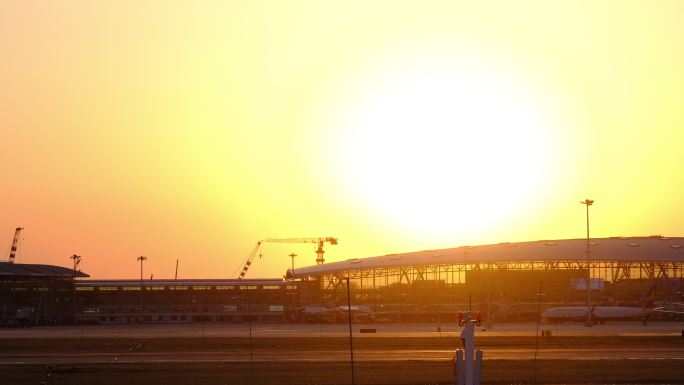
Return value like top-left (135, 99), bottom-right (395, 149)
top-left (236, 237), bottom-right (338, 279)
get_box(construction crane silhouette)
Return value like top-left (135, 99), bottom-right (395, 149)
top-left (237, 237), bottom-right (338, 279)
top-left (264, 237), bottom-right (338, 265)
top-left (237, 241), bottom-right (263, 279)
top-left (7, 227), bottom-right (23, 264)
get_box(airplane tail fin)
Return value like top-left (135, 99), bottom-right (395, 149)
top-left (638, 283), bottom-right (657, 308)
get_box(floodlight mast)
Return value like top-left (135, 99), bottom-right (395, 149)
top-left (289, 253), bottom-right (297, 276)
top-left (137, 256), bottom-right (147, 311)
top-left (70, 254), bottom-right (82, 271)
top-left (580, 199), bottom-right (594, 327)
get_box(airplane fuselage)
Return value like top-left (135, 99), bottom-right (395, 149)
top-left (541, 306), bottom-right (648, 323)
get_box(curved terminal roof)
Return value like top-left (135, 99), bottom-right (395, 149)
top-left (0, 262), bottom-right (89, 278)
top-left (288, 236), bottom-right (684, 279)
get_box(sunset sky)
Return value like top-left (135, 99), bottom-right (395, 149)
top-left (1, 1), bottom-right (683, 279)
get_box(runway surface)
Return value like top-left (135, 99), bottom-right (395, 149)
top-left (2, 320), bottom-right (683, 339)
top-left (1, 321), bottom-right (683, 365)
top-left (2, 346), bottom-right (683, 365)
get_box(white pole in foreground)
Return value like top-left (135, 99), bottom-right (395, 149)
top-left (461, 317), bottom-right (475, 383)
top-left (456, 311), bottom-right (483, 385)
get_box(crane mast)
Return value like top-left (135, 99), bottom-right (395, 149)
top-left (7, 227), bottom-right (23, 264)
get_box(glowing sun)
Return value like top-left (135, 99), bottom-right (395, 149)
top-left (326, 56), bottom-right (557, 239)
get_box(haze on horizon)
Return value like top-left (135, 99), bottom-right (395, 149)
top-left (1, 1), bottom-right (683, 279)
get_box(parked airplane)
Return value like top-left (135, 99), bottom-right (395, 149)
top-left (540, 281), bottom-right (684, 324)
top-left (334, 305), bottom-right (372, 313)
top-left (541, 296), bottom-right (684, 324)
top-left (300, 305), bottom-right (374, 322)
top-left (541, 305), bottom-right (649, 324)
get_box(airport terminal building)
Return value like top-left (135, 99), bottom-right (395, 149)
top-left (0, 263), bottom-right (88, 326)
top-left (287, 236), bottom-right (684, 321)
top-left (2, 236), bottom-right (683, 325)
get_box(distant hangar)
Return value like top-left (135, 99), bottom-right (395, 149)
top-left (0, 262), bottom-right (88, 278)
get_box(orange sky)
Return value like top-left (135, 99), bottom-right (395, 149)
top-left (1, 1), bottom-right (683, 279)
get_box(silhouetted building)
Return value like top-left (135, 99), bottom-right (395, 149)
top-left (0, 263), bottom-right (87, 326)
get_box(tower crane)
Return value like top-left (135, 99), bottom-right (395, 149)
top-left (7, 227), bottom-right (23, 264)
top-left (264, 237), bottom-right (338, 265)
top-left (236, 237), bottom-right (338, 279)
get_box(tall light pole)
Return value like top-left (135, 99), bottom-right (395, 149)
top-left (346, 276), bottom-right (356, 385)
top-left (579, 199), bottom-right (594, 327)
top-left (137, 256), bottom-right (147, 313)
top-left (289, 253), bottom-right (297, 276)
top-left (70, 254), bottom-right (81, 271)
top-left (289, 253), bottom-right (298, 321)
top-left (70, 254), bottom-right (81, 322)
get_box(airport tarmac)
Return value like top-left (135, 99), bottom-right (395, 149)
top-left (1, 321), bottom-right (683, 365)
top-left (2, 320), bottom-right (683, 339)
top-left (2, 345), bottom-right (683, 365)
top-left (2, 322), bottom-right (682, 385)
